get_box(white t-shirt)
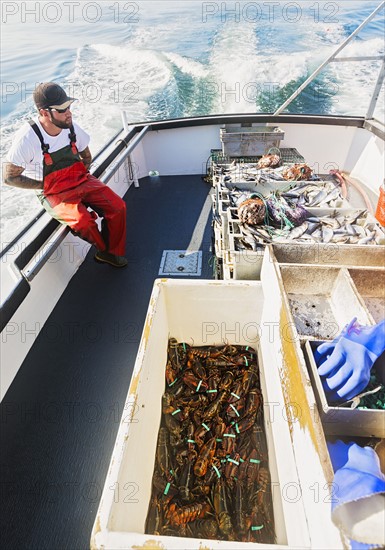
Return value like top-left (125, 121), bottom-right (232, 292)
top-left (6, 120), bottom-right (90, 181)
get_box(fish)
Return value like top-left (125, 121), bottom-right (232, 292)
top-left (358, 232), bottom-right (376, 244)
top-left (307, 222), bottom-right (320, 234)
top-left (288, 221), bottom-right (309, 240)
top-left (307, 189), bottom-right (328, 207)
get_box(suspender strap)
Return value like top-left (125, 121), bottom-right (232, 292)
top-left (68, 124), bottom-right (78, 154)
top-left (28, 119), bottom-right (53, 165)
top-left (28, 119), bottom-right (50, 154)
top-left (68, 125), bottom-right (77, 143)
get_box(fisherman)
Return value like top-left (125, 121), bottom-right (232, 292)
top-left (3, 82), bottom-right (127, 268)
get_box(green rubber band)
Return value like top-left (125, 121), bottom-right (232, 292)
top-left (170, 469), bottom-right (174, 475)
top-left (235, 423), bottom-right (240, 434)
top-left (230, 392), bottom-right (240, 400)
top-left (216, 438), bottom-right (223, 442)
top-left (207, 389), bottom-right (217, 393)
top-left (250, 458), bottom-right (261, 464)
top-left (239, 457), bottom-right (245, 462)
top-left (164, 482), bottom-right (171, 495)
top-left (168, 378), bottom-right (178, 387)
top-left (251, 525), bottom-right (264, 531)
top-left (212, 465), bottom-right (221, 478)
top-left (182, 343), bottom-right (186, 351)
top-left (227, 458), bottom-right (239, 465)
top-left (202, 423), bottom-right (210, 431)
top-left (246, 346), bottom-right (249, 350)
top-left (244, 356), bottom-right (248, 366)
top-left (187, 439), bottom-right (195, 444)
top-left (171, 408), bottom-right (181, 415)
top-left (196, 380), bottom-right (202, 392)
top-left (229, 404), bottom-right (240, 417)
top-left (223, 433), bottom-right (236, 438)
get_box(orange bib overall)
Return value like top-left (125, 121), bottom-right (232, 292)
top-left (31, 121), bottom-right (126, 255)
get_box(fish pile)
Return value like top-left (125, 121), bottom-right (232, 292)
top-left (281, 180), bottom-right (344, 208)
top-left (145, 339), bottom-right (275, 543)
top-left (233, 210), bottom-right (385, 249)
top-left (228, 180), bottom-right (344, 209)
top-left (214, 160), bottom-right (317, 187)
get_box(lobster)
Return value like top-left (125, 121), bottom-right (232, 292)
top-left (224, 452), bottom-right (241, 486)
top-left (167, 501), bottom-right (211, 526)
top-left (221, 427), bottom-right (237, 455)
top-left (190, 358), bottom-right (207, 380)
top-left (165, 360), bottom-right (177, 386)
top-left (204, 391), bottom-right (228, 421)
top-left (236, 415), bottom-right (255, 434)
top-left (194, 421), bottom-right (212, 448)
top-left (156, 427), bottom-right (173, 477)
top-left (235, 482), bottom-right (247, 537)
top-left (152, 471), bottom-right (178, 501)
top-left (183, 370), bottom-right (208, 393)
top-left (242, 366), bottom-right (260, 393)
top-left (162, 392), bottom-right (174, 414)
top-left (212, 479), bottom-right (235, 539)
top-left (245, 387), bottom-right (263, 418)
top-left (226, 397), bottom-right (245, 420)
top-left (189, 518), bottom-right (219, 539)
top-left (194, 437), bottom-right (216, 477)
top-left (178, 456), bottom-right (196, 502)
top-left (227, 379), bottom-right (245, 404)
top-left (219, 370), bottom-right (234, 391)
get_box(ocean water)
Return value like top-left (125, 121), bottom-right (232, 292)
top-left (1, 0), bottom-right (384, 243)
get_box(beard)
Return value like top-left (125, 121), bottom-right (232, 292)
top-left (49, 112), bottom-right (72, 129)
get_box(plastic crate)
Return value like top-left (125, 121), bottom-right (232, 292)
top-left (220, 126), bottom-right (285, 157)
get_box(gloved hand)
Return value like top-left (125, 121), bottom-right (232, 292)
top-left (327, 440), bottom-right (385, 547)
top-left (315, 318), bottom-right (385, 402)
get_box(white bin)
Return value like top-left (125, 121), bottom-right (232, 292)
top-left (91, 279), bottom-right (310, 550)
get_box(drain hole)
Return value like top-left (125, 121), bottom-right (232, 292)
top-left (177, 266), bottom-right (185, 271)
top-left (179, 254), bottom-right (185, 258)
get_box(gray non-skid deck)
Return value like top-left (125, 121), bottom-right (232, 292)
top-left (1, 175), bottom-right (214, 550)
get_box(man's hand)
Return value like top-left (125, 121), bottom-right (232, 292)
top-left (2, 162), bottom-right (43, 190)
top-left (79, 147), bottom-right (92, 171)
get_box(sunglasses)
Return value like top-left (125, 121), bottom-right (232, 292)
top-left (46, 106), bottom-right (71, 114)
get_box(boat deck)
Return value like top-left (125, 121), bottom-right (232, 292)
top-left (1, 175), bottom-right (214, 550)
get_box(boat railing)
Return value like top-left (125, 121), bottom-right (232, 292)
top-left (274, 1), bottom-right (385, 120)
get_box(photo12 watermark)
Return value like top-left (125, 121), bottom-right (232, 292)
top-left (1, 81), bottom-right (141, 106)
top-left (201, 2), bottom-right (340, 23)
top-left (1, 1), bottom-right (140, 24)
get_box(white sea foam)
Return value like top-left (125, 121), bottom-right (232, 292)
top-left (163, 52), bottom-right (209, 78)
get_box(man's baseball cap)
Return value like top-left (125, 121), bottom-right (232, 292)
top-left (33, 82), bottom-right (76, 110)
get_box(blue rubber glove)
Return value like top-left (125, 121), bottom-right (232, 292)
top-left (327, 441), bottom-right (385, 548)
top-left (315, 319), bottom-right (385, 402)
